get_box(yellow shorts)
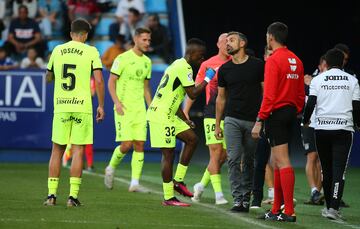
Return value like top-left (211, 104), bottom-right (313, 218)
top-left (148, 116), bottom-right (190, 148)
top-left (114, 110), bottom-right (147, 142)
top-left (204, 118), bottom-right (226, 149)
top-left (52, 112), bottom-right (93, 145)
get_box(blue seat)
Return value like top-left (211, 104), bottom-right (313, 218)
top-left (95, 17), bottom-right (115, 36)
top-left (94, 40), bottom-right (114, 56)
top-left (145, 0), bottom-right (167, 13)
top-left (0, 40), bottom-right (4, 47)
top-left (47, 40), bottom-right (63, 52)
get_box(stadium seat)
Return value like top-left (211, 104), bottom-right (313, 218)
top-left (145, 0), bottom-right (167, 13)
top-left (47, 40), bottom-right (63, 52)
top-left (95, 17), bottom-right (115, 36)
top-left (94, 40), bottom-right (114, 56)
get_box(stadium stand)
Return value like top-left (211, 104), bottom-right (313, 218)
top-left (94, 40), bottom-right (114, 56)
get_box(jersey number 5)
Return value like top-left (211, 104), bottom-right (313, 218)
top-left (62, 64), bottom-right (76, 91)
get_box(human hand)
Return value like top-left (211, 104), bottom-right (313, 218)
top-left (115, 101), bottom-right (125, 115)
top-left (185, 119), bottom-right (196, 129)
top-left (96, 106), bottom-right (105, 122)
top-left (214, 126), bottom-right (223, 140)
top-left (304, 74), bottom-right (312, 85)
top-left (251, 121), bottom-right (262, 139)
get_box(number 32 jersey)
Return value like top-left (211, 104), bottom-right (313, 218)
top-left (47, 40), bottom-right (102, 114)
top-left (147, 58), bottom-right (194, 122)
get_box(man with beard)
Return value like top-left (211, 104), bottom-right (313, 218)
top-left (215, 31), bottom-right (264, 212)
top-left (147, 38), bottom-right (216, 206)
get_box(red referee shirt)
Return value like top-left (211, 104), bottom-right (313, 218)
top-left (258, 47), bottom-right (305, 120)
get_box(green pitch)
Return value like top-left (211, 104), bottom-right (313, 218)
top-left (0, 162), bottom-right (360, 229)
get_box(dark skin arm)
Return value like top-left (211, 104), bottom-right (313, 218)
top-left (184, 81), bottom-right (208, 100)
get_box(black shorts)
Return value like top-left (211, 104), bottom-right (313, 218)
top-left (301, 126), bottom-right (317, 154)
top-left (265, 105), bottom-right (297, 147)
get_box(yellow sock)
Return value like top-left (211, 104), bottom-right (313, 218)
top-left (48, 177), bottom-right (59, 196)
top-left (69, 177), bottom-right (82, 199)
top-left (163, 181), bottom-right (174, 200)
top-left (109, 146), bottom-right (126, 169)
top-left (210, 174), bottom-right (222, 193)
top-left (200, 169), bottom-right (210, 187)
top-left (131, 151), bottom-right (144, 181)
top-left (174, 163), bottom-right (188, 182)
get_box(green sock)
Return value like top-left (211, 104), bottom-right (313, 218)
top-left (131, 151), bottom-right (144, 180)
top-left (210, 174), bottom-right (222, 193)
top-left (48, 177), bottom-right (59, 196)
top-left (163, 181), bottom-right (174, 200)
top-left (69, 177), bottom-right (82, 199)
top-left (109, 146), bottom-right (126, 169)
top-left (200, 169), bottom-right (211, 187)
top-left (174, 163), bottom-right (188, 182)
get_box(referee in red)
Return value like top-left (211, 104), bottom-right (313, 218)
top-left (252, 22), bottom-right (305, 222)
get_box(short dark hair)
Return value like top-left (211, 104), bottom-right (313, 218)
top-left (134, 27), bottom-right (151, 36)
top-left (324, 48), bottom-right (344, 68)
top-left (71, 18), bottom-right (91, 34)
top-left (149, 13), bottom-right (160, 22)
top-left (18, 4), bottom-right (28, 12)
top-left (129, 7), bottom-right (140, 17)
top-left (227, 31), bottom-right (248, 46)
top-left (267, 22), bottom-right (288, 45)
top-left (334, 43), bottom-right (350, 55)
top-left (185, 38), bottom-right (206, 55)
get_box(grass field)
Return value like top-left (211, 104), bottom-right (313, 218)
top-left (1, 162), bottom-right (360, 229)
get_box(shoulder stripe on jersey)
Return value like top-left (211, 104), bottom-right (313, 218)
top-left (183, 84), bottom-right (195, 88)
top-left (110, 72), bottom-right (120, 77)
top-left (93, 68), bottom-right (103, 71)
top-left (47, 68), bottom-right (53, 72)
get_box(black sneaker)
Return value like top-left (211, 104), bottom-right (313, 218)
top-left (230, 201), bottom-right (249, 213)
top-left (258, 210), bottom-right (278, 221)
top-left (276, 212), bottom-right (296, 222)
top-left (304, 190), bottom-right (324, 205)
top-left (340, 199), bottom-right (350, 208)
top-left (43, 194), bottom-right (56, 206)
top-left (250, 199), bottom-right (261, 209)
top-left (67, 196), bottom-right (81, 207)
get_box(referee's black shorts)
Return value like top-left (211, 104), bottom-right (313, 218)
top-left (265, 105), bottom-right (297, 147)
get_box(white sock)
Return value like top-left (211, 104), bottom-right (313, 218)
top-left (268, 188), bottom-right (274, 199)
top-left (130, 179), bottom-right (139, 187)
top-left (215, 192), bottom-right (223, 199)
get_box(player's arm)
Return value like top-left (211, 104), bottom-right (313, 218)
top-left (144, 79), bottom-right (152, 107)
top-left (108, 73), bottom-right (125, 115)
top-left (93, 69), bottom-right (105, 122)
top-left (215, 86), bottom-right (226, 139)
top-left (46, 50), bottom-right (55, 83)
top-left (183, 96), bottom-right (195, 120)
top-left (46, 70), bottom-right (54, 83)
top-left (176, 107), bottom-right (195, 129)
top-left (184, 68), bottom-right (216, 99)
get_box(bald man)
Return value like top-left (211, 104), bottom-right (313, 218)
top-left (183, 33), bottom-right (230, 205)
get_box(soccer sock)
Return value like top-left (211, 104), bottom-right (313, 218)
top-left (271, 169), bottom-right (283, 214)
top-left (280, 167), bottom-right (295, 215)
top-left (268, 187), bottom-right (274, 199)
top-left (69, 177), bottom-right (82, 199)
top-left (131, 151), bottom-right (144, 183)
top-left (311, 187), bottom-right (318, 194)
top-left (48, 177), bottom-right (59, 196)
top-left (210, 174), bottom-right (222, 194)
top-left (85, 144), bottom-right (94, 168)
top-left (109, 146), bottom-right (126, 169)
top-left (174, 163), bottom-right (188, 182)
top-left (163, 181), bottom-right (174, 200)
top-left (200, 169), bottom-right (210, 187)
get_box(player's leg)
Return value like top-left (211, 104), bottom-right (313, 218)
top-left (264, 163), bottom-right (274, 204)
top-left (44, 113), bottom-right (71, 206)
top-left (66, 112), bottom-right (93, 207)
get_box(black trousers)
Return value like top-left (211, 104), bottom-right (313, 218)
top-left (252, 132), bottom-right (271, 202)
top-left (315, 129), bottom-right (353, 210)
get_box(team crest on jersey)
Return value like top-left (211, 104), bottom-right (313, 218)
top-left (112, 59), bottom-right (120, 70)
top-left (136, 69), bottom-right (143, 76)
top-left (144, 63), bottom-right (148, 69)
top-left (288, 58), bottom-right (296, 64)
top-left (187, 73), bottom-right (193, 82)
top-left (165, 138), bottom-right (171, 144)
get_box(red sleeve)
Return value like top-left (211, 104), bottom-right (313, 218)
top-left (296, 62), bottom-right (305, 113)
top-left (258, 58), bottom-right (279, 120)
top-left (195, 62), bottom-right (206, 84)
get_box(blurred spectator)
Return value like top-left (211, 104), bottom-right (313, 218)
top-left (109, 0), bottom-right (145, 42)
top-left (67, 0), bottom-right (100, 40)
top-left (334, 43), bottom-right (357, 77)
top-left (3, 5), bottom-right (46, 58)
top-left (96, 0), bottom-right (116, 13)
top-left (13, 0), bottom-right (38, 18)
top-left (0, 0), bottom-right (5, 36)
top-left (0, 47), bottom-right (18, 70)
top-left (37, 0), bottom-right (62, 39)
top-left (146, 13), bottom-right (172, 64)
top-left (101, 34), bottom-right (125, 69)
top-left (20, 47), bottom-right (46, 69)
top-left (120, 7), bottom-right (144, 43)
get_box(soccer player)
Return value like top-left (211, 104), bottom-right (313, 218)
top-left (104, 27), bottom-right (152, 192)
top-left (303, 48), bottom-right (360, 221)
top-left (252, 22), bottom-right (305, 222)
top-left (183, 33), bottom-right (229, 205)
top-left (147, 38), bottom-right (216, 206)
top-left (43, 18), bottom-right (105, 207)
